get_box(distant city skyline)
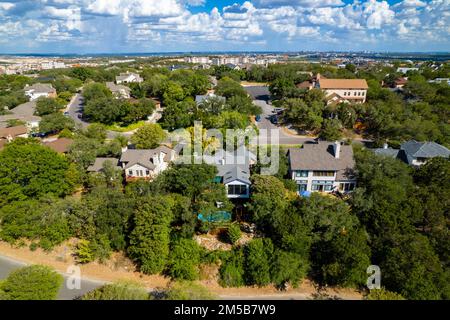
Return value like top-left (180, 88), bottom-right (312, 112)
top-left (0, 0), bottom-right (449, 54)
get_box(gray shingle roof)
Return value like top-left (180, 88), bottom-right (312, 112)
top-left (401, 140), bottom-right (450, 159)
top-left (106, 82), bottom-right (131, 94)
top-left (87, 158), bottom-right (120, 172)
top-left (216, 164), bottom-right (251, 185)
top-left (120, 146), bottom-right (173, 170)
top-left (288, 141), bottom-right (355, 180)
top-left (24, 83), bottom-right (56, 94)
top-left (373, 148), bottom-right (400, 158)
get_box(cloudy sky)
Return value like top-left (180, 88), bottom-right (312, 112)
top-left (0, 0), bottom-right (449, 54)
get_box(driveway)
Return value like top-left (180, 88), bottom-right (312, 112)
top-left (0, 254), bottom-right (104, 300)
top-left (252, 100), bottom-right (315, 146)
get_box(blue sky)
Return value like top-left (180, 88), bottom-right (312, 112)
top-left (0, 0), bottom-right (449, 54)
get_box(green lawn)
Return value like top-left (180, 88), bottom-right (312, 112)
top-left (105, 121), bottom-right (146, 132)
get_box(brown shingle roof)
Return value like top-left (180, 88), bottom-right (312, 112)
top-left (43, 138), bottom-right (74, 153)
top-left (319, 79), bottom-right (368, 89)
top-left (288, 141), bottom-right (355, 180)
top-left (0, 125), bottom-right (28, 138)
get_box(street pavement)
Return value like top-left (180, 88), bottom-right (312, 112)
top-left (251, 99), bottom-right (316, 146)
top-left (0, 254), bottom-right (105, 300)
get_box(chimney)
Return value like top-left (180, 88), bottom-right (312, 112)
top-left (334, 141), bottom-right (341, 159)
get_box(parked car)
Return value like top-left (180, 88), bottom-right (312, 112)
top-left (255, 115), bottom-right (261, 122)
top-left (270, 115), bottom-right (278, 124)
top-left (77, 114), bottom-right (83, 119)
top-left (63, 111), bottom-right (69, 116)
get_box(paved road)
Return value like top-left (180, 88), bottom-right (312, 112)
top-left (0, 254), bottom-right (105, 300)
top-left (252, 100), bottom-right (316, 146)
top-left (67, 93), bottom-right (135, 139)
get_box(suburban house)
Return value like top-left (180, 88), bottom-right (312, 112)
top-left (297, 74), bottom-right (368, 104)
top-left (24, 83), bottom-right (57, 101)
top-left (87, 158), bottom-right (121, 173)
top-left (288, 141), bottom-right (357, 194)
top-left (0, 101), bottom-right (41, 129)
top-left (373, 140), bottom-right (450, 166)
top-left (195, 93), bottom-right (226, 105)
top-left (316, 74), bottom-right (368, 104)
top-left (43, 138), bottom-right (74, 154)
top-left (0, 125), bottom-right (28, 149)
top-left (393, 77), bottom-right (408, 89)
top-left (204, 146), bottom-right (256, 199)
top-left (115, 72), bottom-right (143, 84)
top-left (120, 146), bottom-right (176, 181)
top-left (106, 82), bottom-right (131, 99)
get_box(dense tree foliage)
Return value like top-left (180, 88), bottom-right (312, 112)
top-left (0, 265), bottom-right (63, 300)
top-left (130, 123), bottom-right (166, 149)
top-left (0, 139), bottom-right (77, 206)
top-left (81, 281), bottom-right (149, 300)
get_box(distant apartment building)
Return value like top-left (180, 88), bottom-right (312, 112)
top-left (288, 141), bottom-right (357, 194)
top-left (115, 72), bottom-right (143, 84)
top-left (428, 78), bottom-right (450, 85)
top-left (41, 61), bottom-right (66, 70)
top-left (24, 83), bottom-right (57, 101)
top-left (184, 56), bottom-right (210, 64)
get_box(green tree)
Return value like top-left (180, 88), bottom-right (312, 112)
top-left (166, 238), bottom-right (202, 280)
top-left (161, 100), bottom-right (194, 130)
top-left (84, 123), bottom-right (107, 141)
top-left (0, 265), bottom-right (63, 300)
top-left (39, 112), bottom-right (75, 133)
top-left (245, 238), bottom-right (273, 286)
top-left (130, 123), bottom-right (167, 149)
top-left (82, 82), bottom-right (111, 102)
top-left (0, 139), bottom-right (75, 206)
top-left (271, 249), bottom-right (309, 288)
top-left (219, 248), bottom-right (246, 287)
top-left (283, 98), bottom-right (323, 131)
top-left (128, 196), bottom-right (174, 274)
top-left (75, 239), bottom-right (94, 264)
top-left (215, 77), bottom-right (247, 99)
top-left (35, 97), bottom-right (65, 116)
top-left (320, 118), bottom-right (343, 141)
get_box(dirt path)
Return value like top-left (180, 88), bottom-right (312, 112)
top-left (0, 240), bottom-right (362, 300)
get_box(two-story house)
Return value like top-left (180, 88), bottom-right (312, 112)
top-left (115, 72), bottom-right (143, 84)
top-left (297, 74), bottom-right (368, 104)
top-left (202, 145), bottom-right (256, 199)
top-left (288, 141), bottom-right (356, 194)
top-left (24, 83), bottom-right (57, 101)
top-left (120, 146), bottom-right (175, 182)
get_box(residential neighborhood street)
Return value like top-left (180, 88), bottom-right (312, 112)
top-left (252, 99), bottom-right (315, 145)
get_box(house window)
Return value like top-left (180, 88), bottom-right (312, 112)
top-left (297, 180), bottom-right (308, 193)
top-left (128, 170), bottom-right (133, 175)
top-left (362, 91), bottom-right (365, 96)
top-left (295, 170), bottom-right (308, 178)
top-left (343, 92), bottom-right (347, 96)
top-left (354, 92), bottom-right (357, 96)
top-left (228, 185), bottom-right (247, 195)
top-left (339, 182), bottom-right (355, 192)
top-left (312, 171), bottom-right (334, 177)
top-left (146, 170), bottom-right (150, 175)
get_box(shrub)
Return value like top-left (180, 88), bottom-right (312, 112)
top-left (0, 265), bottom-right (63, 300)
top-left (227, 224), bottom-right (241, 245)
top-left (164, 281), bottom-right (216, 300)
top-left (81, 281), bottom-right (149, 300)
top-left (366, 288), bottom-right (405, 300)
